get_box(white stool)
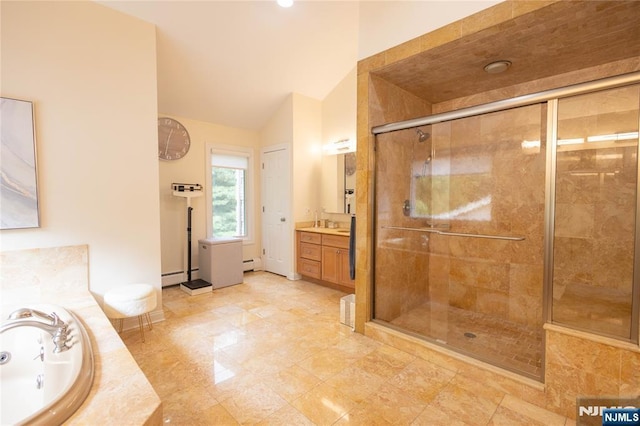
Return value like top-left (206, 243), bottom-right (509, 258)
top-left (103, 283), bottom-right (156, 342)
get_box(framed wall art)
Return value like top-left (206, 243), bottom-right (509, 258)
top-left (1, 97), bottom-right (40, 229)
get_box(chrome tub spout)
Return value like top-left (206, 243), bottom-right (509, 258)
top-left (1, 310), bottom-right (71, 353)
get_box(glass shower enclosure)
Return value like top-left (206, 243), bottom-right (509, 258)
top-left (371, 76), bottom-right (640, 381)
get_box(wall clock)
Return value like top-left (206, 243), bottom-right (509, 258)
top-left (158, 117), bottom-right (190, 160)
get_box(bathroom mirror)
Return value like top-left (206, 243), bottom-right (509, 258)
top-left (321, 151), bottom-right (356, 214)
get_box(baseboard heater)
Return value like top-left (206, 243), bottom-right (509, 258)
top-left (243, 257), bottom-right (263, 272)
top-left (162, 258), bottom-right (261, 287)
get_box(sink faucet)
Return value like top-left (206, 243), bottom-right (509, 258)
top-left (0, 309), bottom-right (71, 353)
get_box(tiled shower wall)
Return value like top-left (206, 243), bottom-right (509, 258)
top-left (370, 75), bottom-right (432, 322)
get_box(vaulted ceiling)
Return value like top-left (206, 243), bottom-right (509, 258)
top-left (98, 1), bottom-right (498, 131)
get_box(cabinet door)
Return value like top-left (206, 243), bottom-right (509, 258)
top-left (321, 246), bottom-right (339, 284)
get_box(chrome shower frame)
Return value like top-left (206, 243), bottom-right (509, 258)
top-left (371, 71), bottom-right (640, 380)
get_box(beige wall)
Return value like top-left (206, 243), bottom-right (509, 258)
top-left (259, 93), bottom-right (322, 278)
top-left (158, 115), bottom-right (261, 282)
top-left (321, 67), bottom-right (358, 222)
top-left (0, 1), bottom-right (161, 300)
top-left (322, 67), bottom-right (357, 151)
top-left (292, 93), bottom-right (322, 224)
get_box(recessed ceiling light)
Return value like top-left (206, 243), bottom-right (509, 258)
top-left (277, 0), bottom-right (293, 8)
top-left (484, 60), bottom-right (512, 74)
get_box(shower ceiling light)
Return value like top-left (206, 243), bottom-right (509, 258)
top-left (483, 60), bottom-right (511, 74)
top-left (277, 0), bottom-right (293, 7)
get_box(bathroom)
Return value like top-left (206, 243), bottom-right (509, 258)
top-left (2, 0), bottom-right (640, 423)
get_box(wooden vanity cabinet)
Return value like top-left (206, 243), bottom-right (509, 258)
top-left (297, 232), bottom-right (322, 279)
top-left (321, 234), bottom-right (354, 289)
top-left (296, 230), bottom-right (355, 291)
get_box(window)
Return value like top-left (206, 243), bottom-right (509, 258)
top-left (207, 145), bottom-right (253, 242)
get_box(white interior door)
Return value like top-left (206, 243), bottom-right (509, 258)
top-left (261, 144), bottom-right (292, 277)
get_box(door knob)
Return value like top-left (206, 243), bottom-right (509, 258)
top-left (280, 217), bottom-right (286, 222)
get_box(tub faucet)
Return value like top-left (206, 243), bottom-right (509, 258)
top-left (1, 309), bottom-right (71, 353)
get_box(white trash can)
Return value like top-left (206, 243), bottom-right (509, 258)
top-left (340, 294), bottom-right (355, 329)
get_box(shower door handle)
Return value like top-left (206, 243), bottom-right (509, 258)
top-left (382, 225), bottom-right (525, 241)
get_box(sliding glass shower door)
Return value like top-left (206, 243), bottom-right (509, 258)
top-left (374, 103), bottom-right (547, 379)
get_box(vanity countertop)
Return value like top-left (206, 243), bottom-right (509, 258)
top-left (297, 227), bottom-right (351, 237)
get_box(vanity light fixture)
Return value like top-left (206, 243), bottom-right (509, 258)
top-left (277, 0), bottom-right (293, 8)
top-left (323, 138), bottom-right (355, 155)
top-left (483, 60), bottom-right (511, 74)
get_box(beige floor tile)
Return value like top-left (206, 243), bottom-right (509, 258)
top-left (427, 378), bottom-right (505, 425)
top-left (334, 406), bottom-right (394, 425)
top-left (256, 403), bottom-right (315, 426)
top-left (273, 339), bottom-right (329, 364)
top-left (411, 404), bottom-right (473, 426)
top-left (206, 369), bottom-right (265, 402)
top-left (332, 332), bottom-right (383, 356)
top-left (353, 344), bottom-right (416, 379)
top-left (161, 382), bottom-right (219, 423)
top-left (297, 347), bottom-right (360, 380)
top-left (193, 355), bottom-right (243, 389)
top-left (346, 383), bottom-right (427, 425)
top-left (263, 364), bottom-right (323, 403)
top-left (210, 329), bottom-right (250, 352)
top-left (199, 403), bottom-right (240, 425)
top-left (489, 394), bottom-right (566, 426)
top-left (219, 382), bottom-right (288, 424)
top-left (324, 365), bottom-right (387, 403)
top-left (219, 336), bottom-right (277, 364)
top-left (121, 272), bottom-right (568, 426)
top-left (291, 382), bottom-right (357, 425)
top-left (387, 358), bottom-right (457, 403)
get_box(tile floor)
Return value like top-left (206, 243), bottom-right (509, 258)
top-left (121, 271), bottom-right (574, 425)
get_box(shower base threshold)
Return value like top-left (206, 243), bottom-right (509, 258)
top-left (385, 302), bottom-right (543, 380)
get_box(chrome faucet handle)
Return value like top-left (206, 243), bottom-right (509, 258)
top-left (52, 324), bottom-right (71, 353)
top-left (4, 309), bottom-right (71, 353)
top-left (7, 308), bottom-right (60, 326)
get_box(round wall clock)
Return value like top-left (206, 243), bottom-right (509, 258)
top-left (158, 117), bottom-right (190, 160)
